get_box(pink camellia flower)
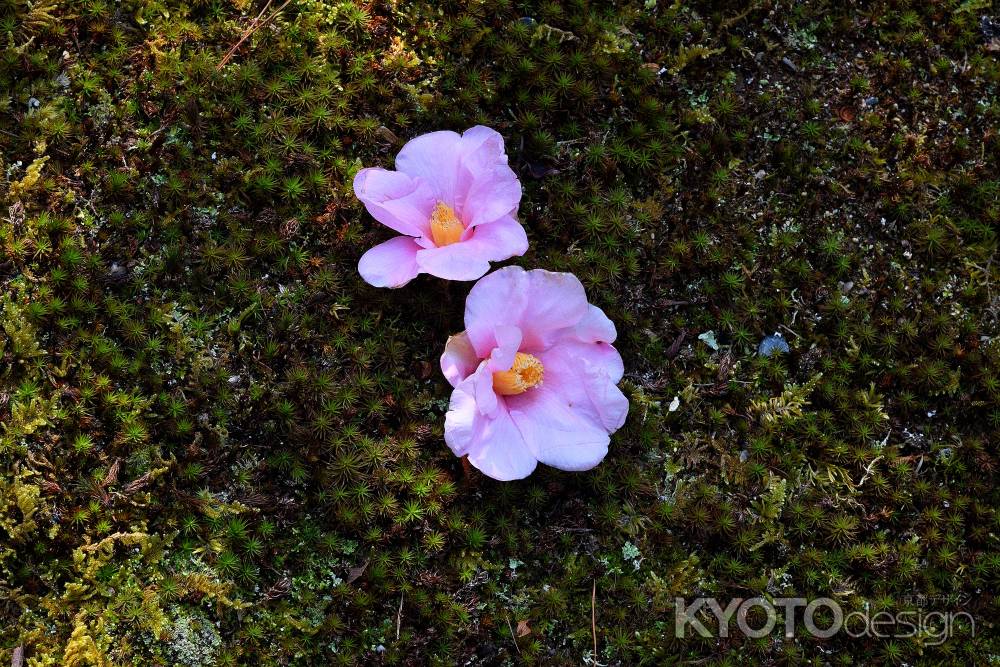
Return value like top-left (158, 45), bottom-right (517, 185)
top-left (440, 266), bottom-right (628, 480)
top-left (353, 126), bottom-right (528, 287)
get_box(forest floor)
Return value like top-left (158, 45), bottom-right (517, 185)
top-left (2, 0), bottom-right (999, 664)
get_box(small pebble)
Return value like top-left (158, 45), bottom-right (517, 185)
top-left (981, 16), bottom-right (1000, 39)
top-left (107, 262), bottom-right (128, 282)
top-left (526, 162), bottom-right (559, 179)
top-left (781, 57), bottom-right (799, 73)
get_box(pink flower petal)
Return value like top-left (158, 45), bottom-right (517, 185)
top-left (465, 175), bottom-right (521, 228)
top-left (506, 385), bottom-right (611, 472)
top-left (415, 242), bottom-right (493, 281)
top-left (466, 410), bottom-right (537, 480)
top-left (353, 168), bottom-right (435, 238)
top-left (443, 376), bottom-right (483, 458)
top-left (534, 343), bottom-right (628, 431)
top-left (467, 215), bottom-right (529, 260)
top-left (570, 304), bottom-right (617, 344)
top-left (518, 270), bottom-right (590, 350)
top-left (396, 127), bottom-right (520, 225)
top-left (413, 215), bottom-right (527, 282)
top-left (489, 324), bottom-right (522, 371)
top-left (470, 363), bottom-right (499, 417)
top-left (440, 332), bottom-right (478, 387)
top-left (357, 236), bottom-right (422, 288)
top-left (464, 266), bottom-right (530, 356)
top-left (445, 376), bottom-right (537, 481)
top-left (464, 267), bottom-right (590, 357)
top-left (395, 130), bottom-right (463, 204)
top-left (457, 128), bottom-right (521, 227)
top-left (458, 126), bottom-right (506, 166)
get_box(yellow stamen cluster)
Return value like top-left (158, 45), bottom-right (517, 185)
top-left (429, 202), bottom-right (464, 247)
top-left (492, 352), bottom-right (544, 395)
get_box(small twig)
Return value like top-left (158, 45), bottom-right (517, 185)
top-left (395, 593), bottom-right (404, 640)
top-left (216, 0), bottom-right (292, 71)
top-left (719, 3), bottom-right (757, 30)
top-left (505, 613), bottom-right (522, 656)
top-left (101, 458), bottom-right (120, 488)
top-left (778, 324), bottom-right (801, 339)
top-left (12, 646), bottom-right (24, 667)
top-left (591, 580), bottom-right (598, 657)
top-left (551, 527), bottom-right (594, 533)
top-left (219, 0), bottom-right (271, 68)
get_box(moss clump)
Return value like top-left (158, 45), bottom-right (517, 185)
top-left (1, 0), bottom-right (999, 664)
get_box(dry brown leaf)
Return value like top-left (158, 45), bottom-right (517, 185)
top-left (346, 560), bottom-right (369, 585)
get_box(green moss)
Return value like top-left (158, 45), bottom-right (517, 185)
top-left (1, 0), bottom-right (999, 663)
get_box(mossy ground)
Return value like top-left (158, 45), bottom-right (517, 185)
top-left (2, 0), bottom-right (999, 664)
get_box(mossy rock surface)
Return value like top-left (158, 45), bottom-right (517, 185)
top-left (2, 0), bottom-right (999, 664)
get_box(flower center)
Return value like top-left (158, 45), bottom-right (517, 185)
top-left (429, 202), bottom-right (464, 247)
top-left (492, 352), bottom-right (544, 395)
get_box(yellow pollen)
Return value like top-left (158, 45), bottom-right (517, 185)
top-left (492, 352), bottom-right (544, 395)
top-left (429, 202), bottom-right (464, 247)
